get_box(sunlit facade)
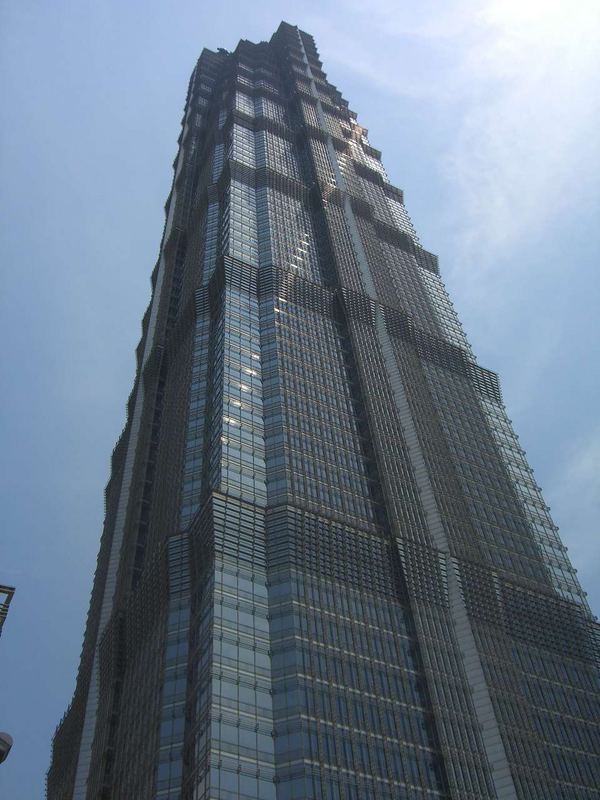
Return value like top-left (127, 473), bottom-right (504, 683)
top-left (48, 22), bottom-right (600, 800)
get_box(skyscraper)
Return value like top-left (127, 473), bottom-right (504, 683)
top-left (48, 20), bottom-right (600, 800)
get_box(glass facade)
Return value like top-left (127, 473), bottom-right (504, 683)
top-left (48, 22), bottom-right (600, 800)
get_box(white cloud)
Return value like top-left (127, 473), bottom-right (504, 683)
top-left (449, 0), bottom-right (600, 266)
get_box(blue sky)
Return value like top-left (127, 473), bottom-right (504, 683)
top-left (1, 1), bottom-right (598, 796)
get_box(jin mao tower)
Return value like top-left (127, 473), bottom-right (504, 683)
top-left (49, 22), bottom-right (600, 800)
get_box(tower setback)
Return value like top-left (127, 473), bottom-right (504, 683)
top-left (48, 22), bottom-right (600, 800)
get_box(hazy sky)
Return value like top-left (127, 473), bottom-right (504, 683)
top-left (1, 1), bottom-right (599, 796)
